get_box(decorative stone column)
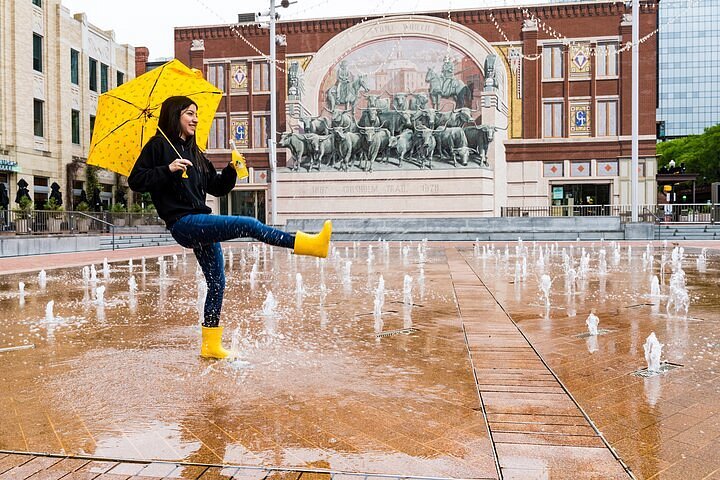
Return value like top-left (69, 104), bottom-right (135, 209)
top-left (481, 91), bottom-right (509, 216)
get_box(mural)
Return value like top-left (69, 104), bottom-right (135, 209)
top-left (284, 37), bottom-right (503, 173)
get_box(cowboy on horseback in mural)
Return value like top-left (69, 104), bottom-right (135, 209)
top-left (335, 61), bottom-right (352, 104)
top-left (425, 55), bottom-right (473, 109)
top-left (325, 60), bottom-right (368, 113)
top-left (441, 55), bottom-right (456, 96)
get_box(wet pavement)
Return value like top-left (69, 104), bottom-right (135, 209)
top-left (0, 240), bottom-right (718, 479)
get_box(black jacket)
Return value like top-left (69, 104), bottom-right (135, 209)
top-left (128, 134), bottom-right (237, 228)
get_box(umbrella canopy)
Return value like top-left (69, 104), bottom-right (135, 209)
top-left (87, 59), bottom-right (223, 176)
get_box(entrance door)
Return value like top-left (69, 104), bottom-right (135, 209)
top-left (228, 190), bottom-right (267, 223)
top-left (551, 184), bottom-right (611, 215)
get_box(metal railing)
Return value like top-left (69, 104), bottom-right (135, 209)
top-left (502, 204), bottom-right (720, 224)
top-left (0, 210), bottom-right (164, 246)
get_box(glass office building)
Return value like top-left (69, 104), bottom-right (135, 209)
top-left (657, 0), bottom-right (720, 138)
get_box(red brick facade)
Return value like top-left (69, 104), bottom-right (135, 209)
top-left (175, 1), bottom-right (658, 169)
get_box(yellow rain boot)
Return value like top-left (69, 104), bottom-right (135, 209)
top-left (200, 326), bottom-right (232, 359)
top-left (294, 220), bottom-right (332, 258)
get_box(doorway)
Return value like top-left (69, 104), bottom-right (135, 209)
top-left (220, 189), bottom-right (267, 223)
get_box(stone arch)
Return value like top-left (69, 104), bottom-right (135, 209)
top-left (302, 14), bottom-right (509, 116)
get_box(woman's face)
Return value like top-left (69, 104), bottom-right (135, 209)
top-left (179, 104), bottom-right (198, 139)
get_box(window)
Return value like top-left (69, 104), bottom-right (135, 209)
top-left (207, 64), bottom-right (225, 91)
top-left (252, 62), bottom-right (270, 91)
top-left (71, 110), bottom-right (80, 144)
top-left (89, 115), bottom-right (96, 143)
top-left (595, 42), bottom-right (618, 77)
top-left (542, 45), bottom-right (563, 80)
top-left (208, 117), bottom-right (227, 149)
top-left (596, 100), bottom-right (618, 136)
top-left (89, 58), bottom-right (98, 91)
top-left (33, 99), bottom-right (44, 137)
top-left (543, 101), bottom-right (563, 138)
top-left (116, 71), bottom-right (124, 86)
top-left (100, 64), bottom-right (109, 92)
top-left (253, 115), bottom-right (270, 148)
top-left (32, 0), bottom-right (42, 7)
top-left (70, 49), bottom-right (79, 85)
top-left (33, 34), bottom-right (43, 72)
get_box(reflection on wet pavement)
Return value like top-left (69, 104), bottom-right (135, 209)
top-left (463, 241), bottom-right (720, 479)
top-left (1, 241), bottom-right (718, 479)
top-left (0, 243), bottom-right (495, 478)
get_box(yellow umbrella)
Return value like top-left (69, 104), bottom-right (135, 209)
top-left (87, 59), bottom-right (222, 177)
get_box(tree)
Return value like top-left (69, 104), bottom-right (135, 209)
top-left (657, 124), bottom-right (720, 185)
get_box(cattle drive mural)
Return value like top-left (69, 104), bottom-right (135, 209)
top-left (283, 38), bottom-right (503, 173)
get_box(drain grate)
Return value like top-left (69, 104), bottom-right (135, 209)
top-left (376, 327), bottom-right (420, 338)
top-left (632, 362), bottom-right (683, 377)
top-left (574, 329), bottom-right (613, 339)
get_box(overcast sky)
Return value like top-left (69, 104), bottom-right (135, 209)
top-left (61, 0), bottom-right (527, 60)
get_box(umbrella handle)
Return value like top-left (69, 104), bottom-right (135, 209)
top-left (157, 126), bottom-right (188, 178)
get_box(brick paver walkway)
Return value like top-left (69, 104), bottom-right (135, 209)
top-left (0, 240), bottom-right (717, 479)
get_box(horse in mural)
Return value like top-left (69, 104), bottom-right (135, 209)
top-left (326, 74), bottom-right (370, 113)
top-left (425, 67), bottom-right (473, 109)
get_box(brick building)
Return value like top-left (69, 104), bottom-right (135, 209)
top-left (0, 0), bottom-right (135, 211)
top-left (175, 1), bottom-right (658, 224)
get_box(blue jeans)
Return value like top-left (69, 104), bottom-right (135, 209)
top-left (170, 214), bottom-right (295, 326)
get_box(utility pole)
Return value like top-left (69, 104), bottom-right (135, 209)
top-left (631, 0), bottom-right (639, 222)
top-left (269, 0), bottom-right (278, 226)
top-left (263, 0), bottom-right (292, 226)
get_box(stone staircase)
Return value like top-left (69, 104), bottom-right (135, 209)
top-left (656, 223), bottom-right (720, 240)
top-left (286, 217), bottom-right (629, 241)
top-left (98, 233), bottom-right (177, 250)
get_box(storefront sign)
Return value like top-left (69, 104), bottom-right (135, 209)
top-left (0, 158), bottom-right (19, 172)
top-left (552, 186), bottom-right (564, 200)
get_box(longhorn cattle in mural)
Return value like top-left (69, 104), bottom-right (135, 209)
top-left (284, 48), bottom-right (502, 173)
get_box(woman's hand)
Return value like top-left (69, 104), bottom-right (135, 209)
top-left (168, 158), bottom-right (193, 174)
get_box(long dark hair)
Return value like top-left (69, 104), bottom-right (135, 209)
top-left (157, 95), bottom-right (208, 174)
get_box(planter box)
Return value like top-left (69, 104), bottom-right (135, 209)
top-left (15, 218), bottom-right (30, 234)
top-left (48, 217), bottom-right (62, 233)
top-left (76, 218), bottom-right (90, 232)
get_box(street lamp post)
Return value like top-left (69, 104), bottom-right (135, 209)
top-left (265, 0), bottom-right (291, 226)
top-left (631, 0), bottom-right (639, 222)
top-left (269, 0), bottom-right (278, 226)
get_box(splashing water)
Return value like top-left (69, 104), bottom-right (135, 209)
top-left (18, 282), bottom-right (25, 306)
top-left (585, 312), bottom-right (599, 336)
top-left (403, 274), bottom-right (413, 305)
top-left (262, 291), bottom-right (278, 316)
top-left (128, 259), bottom-right (133, 273)
top-left (102, 259), bottom-right (110, 279)
top-left (374, 275), bottom-right (385, 319)
top-left (38, 270), bottom-right (47, 289)
top-left (598, 249), bottom-right (607, 276)
top-left (295, 273), bottom-right (305, 296)
top-left (45, 300), bottom-right (54, 322)
top-left (249, 263), bottom-right (258, 289)
top-left (667, 269), bottom-right (689, 316)
top-left (82, 266), bottom-right (90, 283)
top-left (95, 286), bottom-right (105, 306)
top-left (696, 248), bottom-right (708, 272)
top-left (643, 332), bottom-right (664, 373)
top-left (90, 264), bottom-right (97, 282)
top-left (128, 275), bottom-right (137, 293)
top-left (539, 274), bottom-right (551, 307)
top-left (650, 276), bottom-right (660, 297)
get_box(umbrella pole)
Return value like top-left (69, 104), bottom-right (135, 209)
top-left (156, 126), bottom-right (183, 159)
top-left (156, 127), bottom-right (189, 178)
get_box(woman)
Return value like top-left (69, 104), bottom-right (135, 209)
top-left (128, 96), bottom-right (331, 359)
